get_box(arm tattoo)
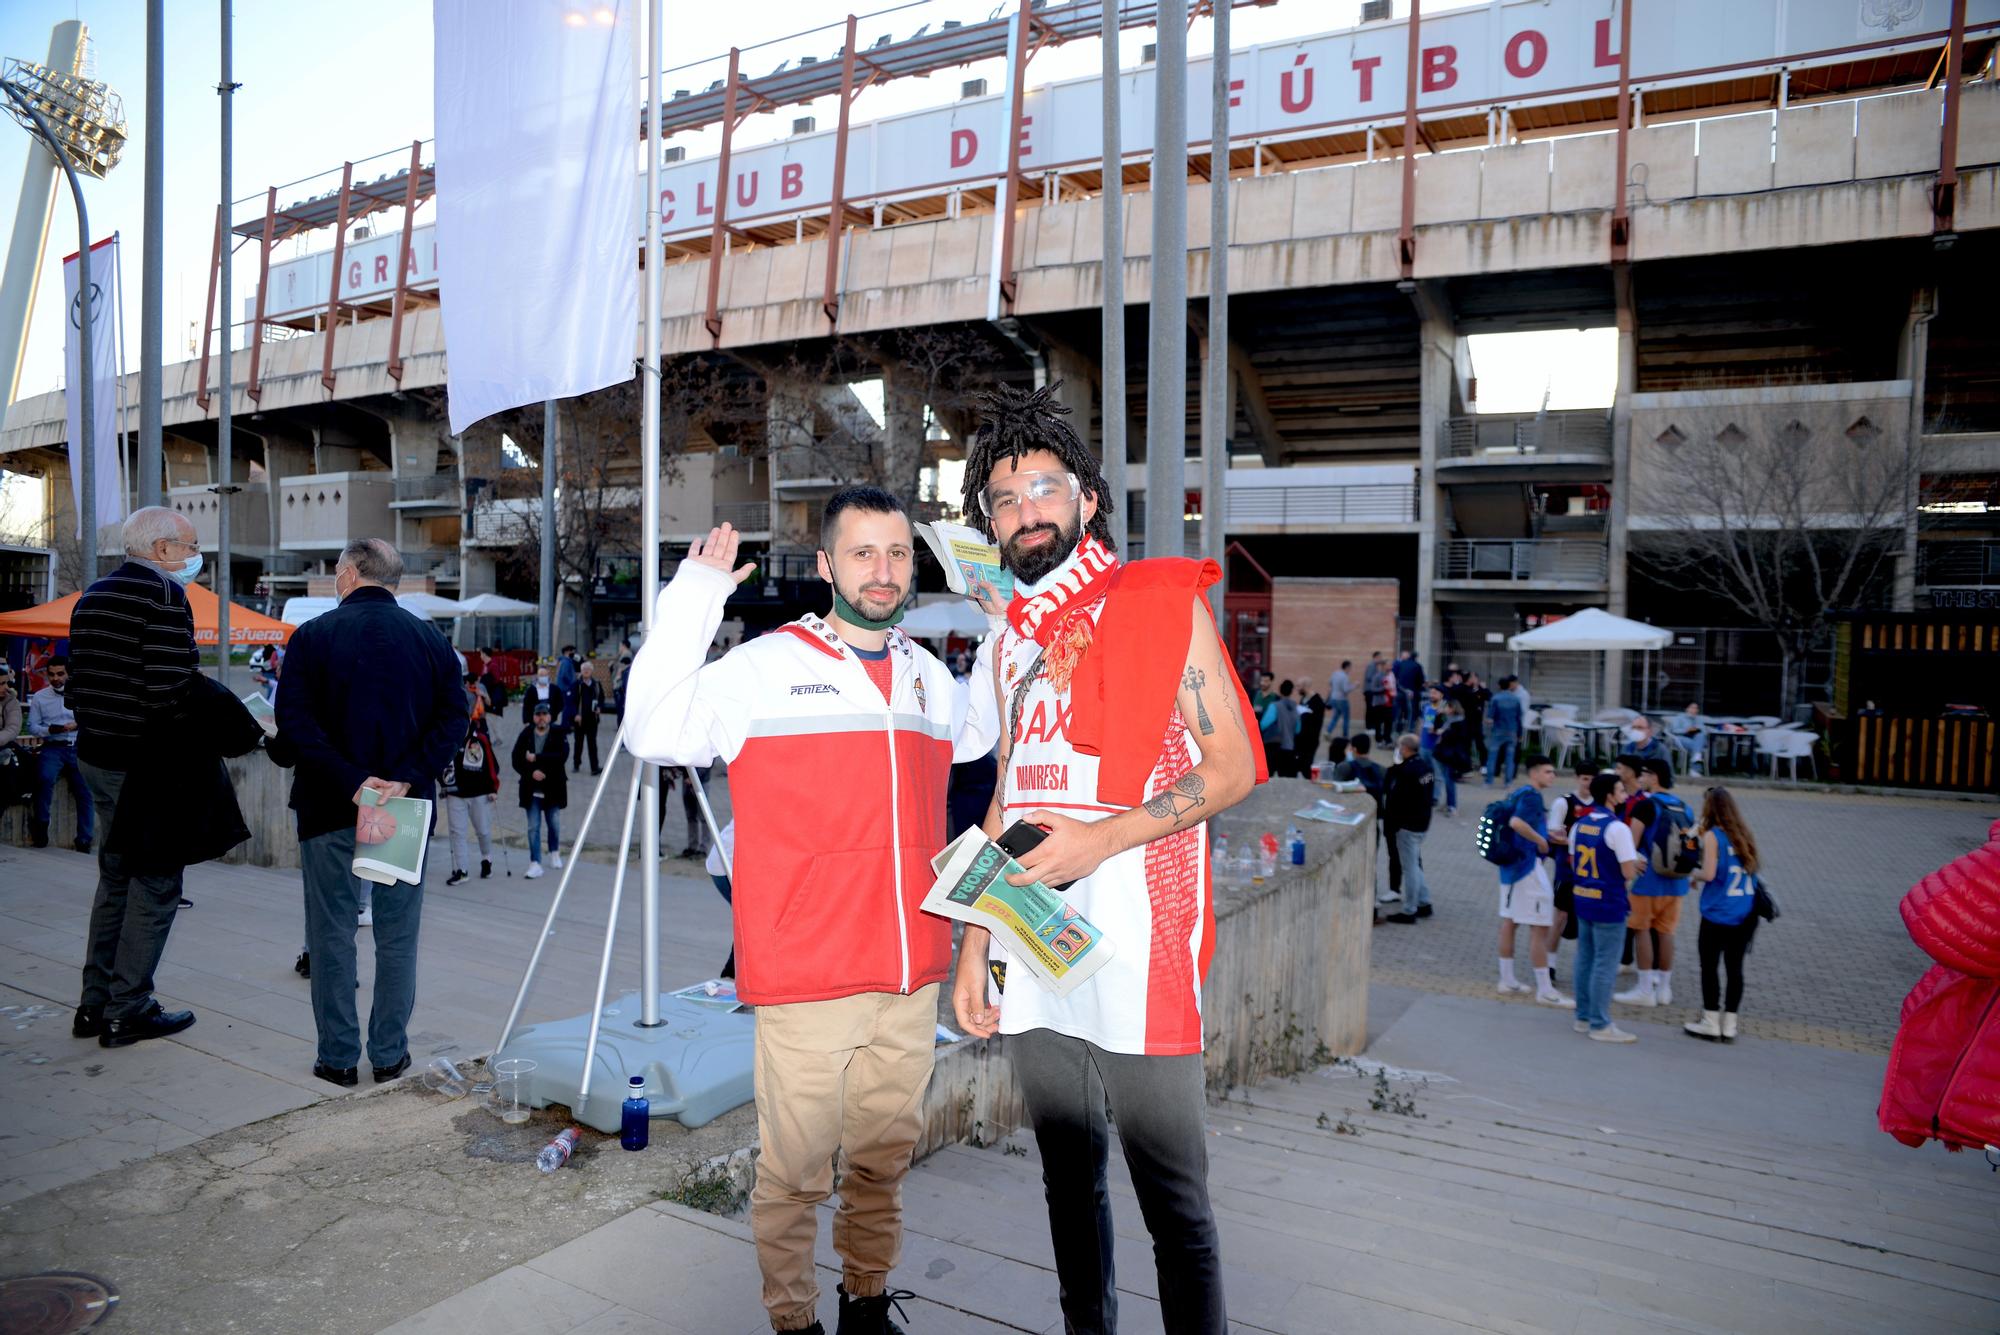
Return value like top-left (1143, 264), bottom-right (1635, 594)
top-left (1183, 666), bottom-right (1215, 736)
top-left (1142, 772), bottom-right (1208, 822)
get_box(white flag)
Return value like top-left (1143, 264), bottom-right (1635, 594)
top-left (64, 236), bottom-right (121, 540)
top-left (433, 0), bottom-right (639, 436)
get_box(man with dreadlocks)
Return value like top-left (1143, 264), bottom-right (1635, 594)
top-left (948, 383), bottom-right (1264, 1334)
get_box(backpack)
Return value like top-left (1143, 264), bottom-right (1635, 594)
top-left (1476, 790), bottom-right (1523, 866)
top-left (1643, 793), bottom-right (1700, 878)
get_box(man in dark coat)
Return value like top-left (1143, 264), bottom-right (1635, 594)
top-left (277, 538), bottom-right (468, 1087)
top-left (67, 507), bottom-right (267, 1048)
top-left (513, 699), bottom-right (568, 877)
top-left (568, 659), bottom-right (605, 775)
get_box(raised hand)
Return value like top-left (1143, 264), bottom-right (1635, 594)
top-left (687, 523), bottom-right (757, 585)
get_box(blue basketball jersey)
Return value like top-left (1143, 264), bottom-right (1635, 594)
top-left (1698, 827), bottom-right (1756, 925)
top-left (1568, 805), bottom-right (1629, 924)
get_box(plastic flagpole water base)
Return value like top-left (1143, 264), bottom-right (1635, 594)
top-left (498, 987), bottom-right (754, 1133)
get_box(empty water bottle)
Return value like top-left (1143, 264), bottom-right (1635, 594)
top-left (1258, 832), bottom-right (1280, 880)
top-left (537, 1126), bottom-right (581, 1173)
top-left (621, 1076), bottom-right (650, 1151)
top-left (1211, 832), bottom-right (1231, 881)
top-left (1287, 824), bottom-right (1306, 866)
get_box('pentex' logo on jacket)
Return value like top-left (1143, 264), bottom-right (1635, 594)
top-left (789, 683), bottom-right (838, 695)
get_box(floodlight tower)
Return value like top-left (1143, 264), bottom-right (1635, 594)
top-left (0, 22), bottom-right (128, 406)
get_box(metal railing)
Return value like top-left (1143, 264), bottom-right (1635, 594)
top-left (1440, 412), bottom-right (1613, 460)
top-left (713, 501), bottom-right (772, 531)
top-left (1917, 541), bottom-right (2000, 587)
top-left (1129, 484), bottom-right (1416, 533)
top-left (1438, 538), bottom-right (1608, 584)
top-left (394, 472), bottom-right (459, 503)
top-left (772, 442), bottom-right (873, 483)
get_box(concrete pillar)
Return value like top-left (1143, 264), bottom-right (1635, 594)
top-left (880, 364), bottom-right (926, 504)
top-left (1044, 342), bottom-right (1103, 530)
top-left (1896, 288), bottom-right (1936, 613)
top-left (1604, 269), bottom-right (1638, 708)
top-left (1411, 282), bottom-right (1455, 673)
top-left (1198, 333), bottom-right (1228, 587)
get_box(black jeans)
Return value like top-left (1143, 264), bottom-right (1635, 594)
top-left (571, 717), bottom-right (600, 772)
top-left (1009, 1027), bottom-right (1227, 1335)
top-left (78, 762), bottom-right (183, 1021)
top-left (1698, 916), bottom-right (1755, 1012)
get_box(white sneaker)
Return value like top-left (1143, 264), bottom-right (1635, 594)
top-left (548, 851), bottom-right (563, 870)
top-left (1496, 979), bottom-right (1532, 995)
top-left (1613, 981), bottom-right (1656, 1007)
top-left (357, 908), bottom-right (373, 927)
top-left (1656, 979), bottom-right (1673, 1007)
top-left (525, 862), bottom-right (544, 879)
top-left (1572, 1020), bottom-right (1592, 1033)
top-left (1376, 891), bottom-right (1403, 905)
top-left (1536, 991), bottom-right (1575, 1009)
top-left (1589, 1024), bottom-right (1639, 1043)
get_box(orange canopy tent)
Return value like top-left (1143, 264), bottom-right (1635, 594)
top-left (0, 580), bottom-right (294, 646)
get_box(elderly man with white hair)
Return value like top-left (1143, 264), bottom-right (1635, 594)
top-left (67, 506), bottom-right (268, 1048)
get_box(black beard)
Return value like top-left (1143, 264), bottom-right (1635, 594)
top-left (1001, 517), bottom-right (1082, 586)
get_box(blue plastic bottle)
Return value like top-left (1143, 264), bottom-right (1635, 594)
top-left (620, 1075), bottom-right (649, 1151)
top-left (1287, 824), bottom-right (1306, 866)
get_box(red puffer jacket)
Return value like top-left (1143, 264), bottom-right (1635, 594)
top-left (1879, 818), bottom-right (2000, 1151)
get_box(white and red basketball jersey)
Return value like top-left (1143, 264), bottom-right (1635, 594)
top-left (988, 546), bottom-right (1212, 1056)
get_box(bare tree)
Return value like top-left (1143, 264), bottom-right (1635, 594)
top-left (1633, 413), bottom-right (1919, 710)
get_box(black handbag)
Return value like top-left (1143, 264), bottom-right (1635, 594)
top-left (0, 748), bottom-right (30, 806)
top-left (1752, 878), bottom-right (1779, 923)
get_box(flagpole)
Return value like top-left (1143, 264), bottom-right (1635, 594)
top-left (637, 0), bottom-right (665, 1028)
top-left (115, 230), bottom-right (128, 519)
top-left (214, 0), bottom-right (235, 684)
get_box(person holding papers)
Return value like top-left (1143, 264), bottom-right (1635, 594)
top-left (624, 487), bottom-right (999, 1335)
top-left (277, 539), bottom-right (468, 1089)
top-left (948, 384), bottom-right (1264, 1335)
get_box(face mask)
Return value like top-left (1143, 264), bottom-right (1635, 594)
top-left (166, 552), bottom-right (203, 586)
top-left (832, 590), bottom-right (906, 631)
top-left (536, 674), bottom-right (549, 686)
top-left (51, 680), bottom-right (65, 694)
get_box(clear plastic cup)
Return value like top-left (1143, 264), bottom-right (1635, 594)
top-left (420, 1056), bottom-right (469, 1100)
top-left (490, 1057), bottom-right (536, 1124)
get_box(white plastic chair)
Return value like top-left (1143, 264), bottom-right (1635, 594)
top-left (1543, 723), bottom-right (1577, 768)
top-left (1756, 729), bottom-right (1818, 782)
top-left (1594, 707), bottom-right (1639, 725)
top-left (1743, 715), bottom-right (1781, 729)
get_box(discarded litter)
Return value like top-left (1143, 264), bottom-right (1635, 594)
top-left (537, 1126), bottom-right (582, 1173)
top-left (421, 1056), bottom-right (470, 1100)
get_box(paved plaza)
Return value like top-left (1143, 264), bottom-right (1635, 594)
top-left (1364, 776), bottom-right (1992, 1054)
top-left (1, 770), bottom-right (1995, 1333)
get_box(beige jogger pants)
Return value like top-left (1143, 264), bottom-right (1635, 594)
top-left (751, 983), bottom-right (939, 1331)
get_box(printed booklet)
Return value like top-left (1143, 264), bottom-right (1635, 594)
top-left (923, 828), bottom-right (1114, 997)
top-left (352, 788), bottom-right (434, 885)
top-left (916, 520), bottom-right (1015, 602)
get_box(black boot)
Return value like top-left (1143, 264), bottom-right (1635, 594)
top-left (294, 950), bottom-right (311, 979)
top-left (72, 1005), bottom-right (104, 1038)
top-left (29, 820), bottom-right (48, 848)
top-left (480, 858), bottom-right (492, 880)
top-left (836, 1285), bottom-right (912, 1335)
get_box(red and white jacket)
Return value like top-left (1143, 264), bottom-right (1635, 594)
top-left (623, 562), bottom-right (998, 1006)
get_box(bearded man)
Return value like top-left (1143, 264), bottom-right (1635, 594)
top-left (624, 486), bottom-right (999, 1335)
top-left (949, 384), bottom-right (1264, 1335)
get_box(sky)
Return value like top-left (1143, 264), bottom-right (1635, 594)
top-left (0, 0), bottom-right (1598, 420)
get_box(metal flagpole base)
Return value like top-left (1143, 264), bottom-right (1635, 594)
top-left (497, 987), bottom-right (753, 1133)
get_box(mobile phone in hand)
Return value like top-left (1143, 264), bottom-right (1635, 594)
top-left (997, 820), bottom-right (1075, 891)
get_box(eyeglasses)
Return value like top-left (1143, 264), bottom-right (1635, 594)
top-left (977, 470), bottom-right (1080, 519)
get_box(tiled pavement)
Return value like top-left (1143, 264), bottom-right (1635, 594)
top-left (1361, 777), bottom-right (1994, 1054)
top-left (383, 990), bottom-right (2000, 1334)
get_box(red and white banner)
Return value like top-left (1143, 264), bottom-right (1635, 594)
top-left (63, 236), bottom-right (121, 541)
top-left (281, 0), bottom-right (1996, 313)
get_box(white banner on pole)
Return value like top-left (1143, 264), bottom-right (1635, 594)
top-left (63, 236), bottom-right (121, 540)
top-left (433, 0), bottom-right (639, 436)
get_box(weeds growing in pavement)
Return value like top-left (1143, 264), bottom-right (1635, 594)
top-left (1368, 1070), bottom-right (1425, 1118)
top-left (664, 1159), bottom-right (748, 1215)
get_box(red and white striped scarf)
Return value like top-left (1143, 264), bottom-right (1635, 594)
top-left (1004, 534), bottom-right (1120, 646)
